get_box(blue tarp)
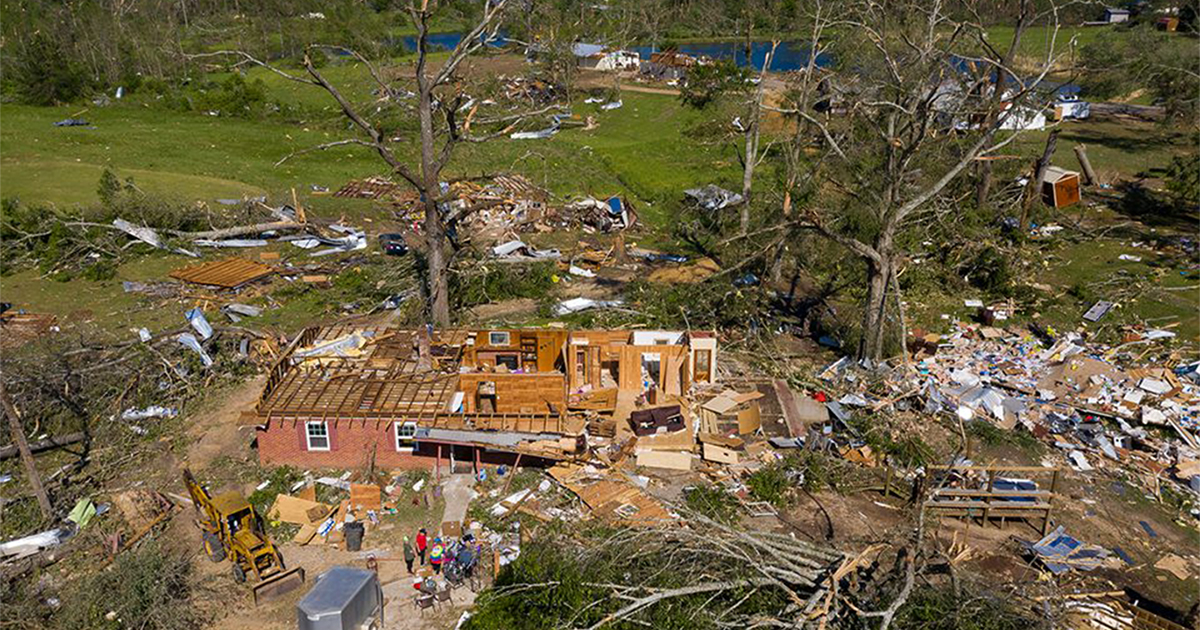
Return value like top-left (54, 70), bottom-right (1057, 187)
top-left (993, 477), bottom-right (1037, 502)
top-left (1024, 526), bottom-right (1109, 575)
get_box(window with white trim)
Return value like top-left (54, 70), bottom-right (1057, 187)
top-left (305, 421), bottom-right (330, 451)
top-left (395, 421), bottom-right (418, 451)
top-left (488, 331), bottom-right (511, 346)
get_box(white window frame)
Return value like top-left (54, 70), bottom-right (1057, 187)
top-left (395, 421), bottom-right (418, 452)
top-left (488, 331), bottom-right (511, 346)
top-left (305, 421), bottom-right (330, 451)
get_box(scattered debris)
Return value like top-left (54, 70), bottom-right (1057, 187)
top-left (554, 297), bottom-right (623, 315)
top-left (492, 240), bottom-right (561, 260)
top-left (170, 258), bottom-right (275, 289)
top-left (1024, 526), bottom-right (1115, 574)
top-left (684, 185), bottom-right (745, 212)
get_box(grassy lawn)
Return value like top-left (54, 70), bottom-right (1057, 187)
top-left (1, 51), bottom-right (1192, 346)
top-left (983, 25), bottom-right (1103, 58)
top-left (0, 63), bottom-right (738, 226)
top-left (1009, 118), bottom-right (1192, 183)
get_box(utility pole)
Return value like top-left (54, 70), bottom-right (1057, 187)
top-left (0, 377), bottom-right (53, 521)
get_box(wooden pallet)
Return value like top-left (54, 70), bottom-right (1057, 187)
top-left (170, 258), bottom-right (275, 289)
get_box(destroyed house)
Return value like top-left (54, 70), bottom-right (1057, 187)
top-left (640, 50), bottom-right (701, 81)
top-left (252, 325), bottom-right (717, 471)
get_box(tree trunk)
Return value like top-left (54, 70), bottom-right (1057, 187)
top-left (976, 3), bottom-right (1028, 211)
top-left (1020, 129), bottom-right (1060, 233)
top-left (740, 42), bottom-right (777, 235)
top-left (975, 160), bottom-right (993, 209)
top-left (1074, 144), bottom-right (1097, 185)
top-left (740, 122), bottom-right (756, 233)
top-left (858, 256), bottom-right (890, 362)
top-left (417, 88), bottom-right (451, 327)
top-left (0, 379), bottom-right (53, 521)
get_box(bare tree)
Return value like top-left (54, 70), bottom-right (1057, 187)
top-left (767, 0), bottom-right (1066, 361)
top-left (197, 0), bottom-right (560, 326)
top-left (738, 40), bottom-right (779, 234)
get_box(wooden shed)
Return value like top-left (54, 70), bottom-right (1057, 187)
top-left (1041, 166), bottom-right (1081, 209)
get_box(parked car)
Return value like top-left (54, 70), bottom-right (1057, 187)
top-left (379, 233), bottom-right (409, 256)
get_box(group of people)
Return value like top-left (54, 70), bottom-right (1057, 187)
top-left (402, 527), bottom-right (478, 579)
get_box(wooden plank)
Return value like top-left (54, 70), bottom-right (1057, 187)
top-left (698, 433), bottom-right (744, 449)
top-left (636, 450), bottom-right (692, 471)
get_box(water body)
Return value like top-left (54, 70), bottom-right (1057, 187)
top-left (631, 40), bottom-right (830, 72)
top-left (398, 33), bottom-right (827, 72)
top-left (396, 32), bottom-right (509, 51)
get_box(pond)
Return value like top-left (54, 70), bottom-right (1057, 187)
top-left (630, 40), bottom-right (830, 72)
top-left (396, 33), bottom-right (828, 72)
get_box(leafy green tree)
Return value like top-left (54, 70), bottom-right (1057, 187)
top-left (1080, 26), bottom-right (1200, 122)
top-left (10, 31), bottom-right (90, 105)
top-left (97, 169), bottom-right (123, 207)
top-left (1166, 152), bottom-right (1199, 209)
top-left (679, 60), bottom-right (749, 109)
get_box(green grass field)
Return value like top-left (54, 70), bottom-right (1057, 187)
top-left (0, 69), bottom-right (737, 226)
top-left (983, 25), bottom-right (1103, 59)
top-left (1, 50), bottom-right (1193, 345)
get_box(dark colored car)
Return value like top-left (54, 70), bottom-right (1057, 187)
top-left (379, 233), bottom-right (409, 256)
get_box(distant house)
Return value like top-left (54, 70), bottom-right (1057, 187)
top-left (998, 103), bottom-right (1047, 131)
top-left (1103, 7), bottom-right (1131, 22)
top-left (1054, 95), bottom-right (1091, 120)
top-left (572, 43), bottom-right (640, 71)
top-left (640, 50), bottom-right (701, 81)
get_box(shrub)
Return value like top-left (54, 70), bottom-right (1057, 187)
top-left (684, 483), bottom-right (741, 524)
top-left (892, 585), bottom-right (1035, 630)
top-left (247, 465), bottom-right (304, 519)
top-left (191, 74), bottom-right (272, 117)
top-left (746, 462), bottom-right (793, 508)
top-left (52, 543), bottom-right (204, 630)
top-left (452, 260), bottom-right (558, 310)
top-left (959, 246), bottom-right (1013, 296)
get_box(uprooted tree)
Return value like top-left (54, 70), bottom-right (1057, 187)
top-left (198, 0), bottom-right (561, 326)
top-left (761, 0), bottom-right (1068, 361)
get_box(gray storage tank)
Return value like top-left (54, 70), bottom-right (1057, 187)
top-left (297, 566), bottom-right (383, 630)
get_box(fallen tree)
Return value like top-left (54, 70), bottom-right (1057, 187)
top-left (0, 432), bottom-right (86, 460)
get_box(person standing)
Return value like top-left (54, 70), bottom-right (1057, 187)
top-left (416, 528), bottom-right (428, 565)
top-left (429, 537), bottom-right (445, 574)
top-left (403, 536), bottom-right (416, 574)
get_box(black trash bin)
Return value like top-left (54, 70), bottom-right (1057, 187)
top-left (344, 522), bottom-right (364, 552)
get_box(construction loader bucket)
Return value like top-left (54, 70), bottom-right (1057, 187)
top-left (252, 567), bottom-right (306, 605)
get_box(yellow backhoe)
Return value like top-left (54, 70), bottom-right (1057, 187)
top-left (183, 469), bottom-right (305, 603)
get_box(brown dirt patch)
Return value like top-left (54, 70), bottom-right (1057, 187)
top-left (185, 376), bottom-right (265, 470)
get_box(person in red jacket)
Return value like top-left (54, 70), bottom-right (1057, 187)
top-left (416, 528), bottom-right (428, 565)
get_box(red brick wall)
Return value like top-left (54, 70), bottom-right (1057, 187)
top-left (255, 420), bottom-right (534, 471)
top-left (257, 419), bottom-right (431, 470)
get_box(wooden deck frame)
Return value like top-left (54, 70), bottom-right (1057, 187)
top-left (923, 465), bottom-right (1060, 535)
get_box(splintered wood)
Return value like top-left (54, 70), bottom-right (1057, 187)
top-left (333, 177), bottom-right (408, 200)
top-left (170, 258), bottom-right (274, 289)
top-left (0, 311), bottom-right (57, 349)
top-left (549, 464), bottom-right (673, 527)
